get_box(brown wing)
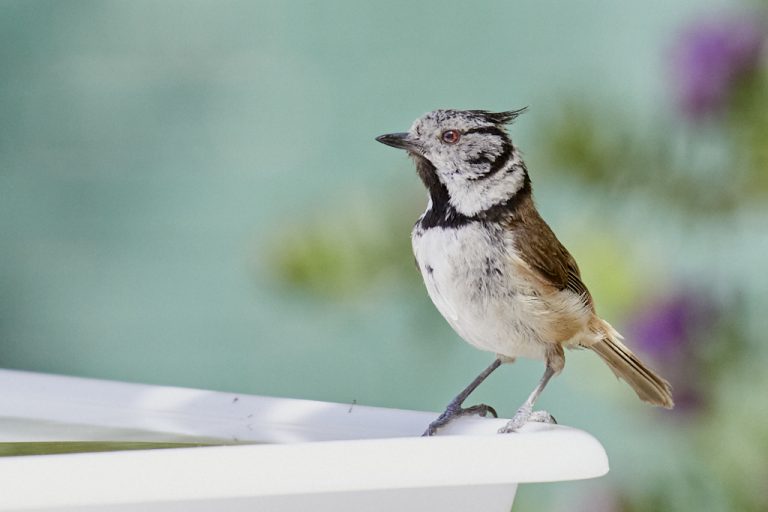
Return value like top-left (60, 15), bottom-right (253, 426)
top-left (503, 196), bottom-right (593, 307)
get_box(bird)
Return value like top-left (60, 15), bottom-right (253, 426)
top-left (376, 108), bottom-right (674, 436)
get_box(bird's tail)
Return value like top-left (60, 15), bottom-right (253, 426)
top-left (589, 319), bottom-right (674, 409)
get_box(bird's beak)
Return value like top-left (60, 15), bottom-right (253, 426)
top-left (375, 132), bottom-right (420, 153)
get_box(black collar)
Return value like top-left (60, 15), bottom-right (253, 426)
top-left (414, 156), bottom-right (531, 230)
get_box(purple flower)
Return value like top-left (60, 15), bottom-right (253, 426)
top-left (627, 292), bottom-right (713, 357)
top-left (672, 14), bottom-right (765, 119)
top-left (626, 291), bottom-right (718, 414)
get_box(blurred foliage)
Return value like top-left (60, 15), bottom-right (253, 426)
top-left (536, 96), bottom-right (764, 214)
top-left (266, 195), bottom-right (419, 299)
top-left (540, 10), bottom-right (768, 217)
top-left (729, 72), bottom-right (768, 186)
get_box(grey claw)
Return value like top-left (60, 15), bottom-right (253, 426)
top-left (461, 403), bottom-right (498, 418)
top-left (422, 402), bottom-right (499, 436)
top-left (498, 408), bottom-right (556, 433)
top-left (498, 405), bottom-right (531, 433)
top-left (529, 410), bottom-right (557, 424)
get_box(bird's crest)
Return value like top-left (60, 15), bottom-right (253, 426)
top-left (469, 108), bottom-right (528, 125)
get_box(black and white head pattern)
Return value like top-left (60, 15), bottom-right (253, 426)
top-left (407, 109), bottom-right (529, 218)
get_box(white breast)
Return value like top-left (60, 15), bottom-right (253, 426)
top-left (412, 220), bottom-right (589, 361)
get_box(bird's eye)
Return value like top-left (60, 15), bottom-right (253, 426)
top-left (441, 130), bottom-right (461, 144)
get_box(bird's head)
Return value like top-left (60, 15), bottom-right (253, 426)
top-left (377, 108), bottom-right (530, 217)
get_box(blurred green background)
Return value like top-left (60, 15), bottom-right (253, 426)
top-left (2, 1), bottom-right (767, 510)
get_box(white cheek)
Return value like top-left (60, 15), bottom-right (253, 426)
top-left (429, 151), bottom-right (455, 173)
top-left (444, 162), bottom-right (526, 217)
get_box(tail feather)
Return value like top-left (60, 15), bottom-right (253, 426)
top-left (589, 321), bottom-right (674, 409)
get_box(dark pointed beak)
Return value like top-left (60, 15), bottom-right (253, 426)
top-left (375, 132), bottom-right (419, 152)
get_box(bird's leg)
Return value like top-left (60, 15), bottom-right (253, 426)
top-left (422, 358), bottom-right (502, 436)
top-left (498, 364), bottom-right (558, 433)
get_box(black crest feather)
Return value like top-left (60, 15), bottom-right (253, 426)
top-left (470, 108), bottom-right (528, 125)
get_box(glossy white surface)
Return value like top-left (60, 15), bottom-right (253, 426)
top-left (0, 370), bottom-right (608, 511)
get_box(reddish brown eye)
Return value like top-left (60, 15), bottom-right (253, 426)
top-left (441, 129), bottom-right (461, 144)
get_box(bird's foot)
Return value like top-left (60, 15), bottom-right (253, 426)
top-left (498, 405), bottom-right (557, 434)
top-left (422, 402), bottom-right (498, 437)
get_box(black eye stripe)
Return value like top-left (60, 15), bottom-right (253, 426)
top-left (463, 126), bottom-right (507, 138)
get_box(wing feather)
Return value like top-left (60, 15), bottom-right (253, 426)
top-left (502, 195), bottom-right (593, 308)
